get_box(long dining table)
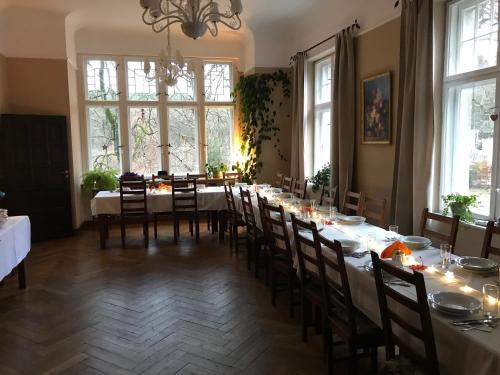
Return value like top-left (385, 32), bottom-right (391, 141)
top-left (233, 191), bottom-right (500, 375)
top-left (91, 187), bottom-right (227, 248)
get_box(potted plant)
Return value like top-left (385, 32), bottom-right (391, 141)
top-left (308, 163), bottom-right (331, 193)
top-left (442, 193), bottom-right (478, 223)
top-left (206, 163), bottom-right (228, 178)
top-left (82, 168), bottom-right (119, 195)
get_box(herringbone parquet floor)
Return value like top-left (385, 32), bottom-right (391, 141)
top-left (0, 224), bottom-right (370, 375)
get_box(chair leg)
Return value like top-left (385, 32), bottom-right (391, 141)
top-left (233, 225), bottom-right (239, 253)
top-left (254, 242), bottom-right (260, 278)
top-left (229, 223), bottom-right (234, 248)
top-left (288, 273), bottom-right (295, 319)
top-left (370, 346), bottom-right (378, 373)
top-left (348, 343), bottom-right (357, 374)
top-left (270, 266), bottom-right (276, 307)
top-left (120, 219), bottom-right (126, 249)
top-left (143, 219), bottom-right (149, 248)
top-left (264, 251), bottom-right (270, 286)
top-left (189, 219), bottom-right (193, 236)
top-left (246, 237), bottom-right (252, 270)
top-left (326, 328), bottom-right (334, 375)
top-left (173, 217), bottom-right (178, 244)
top-left (301, 294), bottom-right (310, 342)
top-left (195, 216), bottom-right (200, 242)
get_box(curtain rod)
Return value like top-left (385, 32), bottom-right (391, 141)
top-left (301, 19), bottom-right (361, 55)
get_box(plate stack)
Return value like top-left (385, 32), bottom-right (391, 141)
top-left (339, 240), bottom-right (360, 255)
top-left (401, 236), bottom-right (432, 250)
top-left (457, 257), bottom-right (499, 274)
top-left (336, 216), bottom-right (366, 225)
top-left (428, 291), bottom-right (481, 316)
top-left (0, 209), bottom-right (8, 227)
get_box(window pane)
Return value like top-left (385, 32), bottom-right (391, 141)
top-left (127, 61), bottom-right (158, 101)
top-left (444, 79), bottom-right (496, 216)
top-left (167, 108), bottom-right (199, 174)
top-left (313, 109), bottom-right (331, 173)
top-left (85, 60), bottom-right (119, 101)
top-left (204, 63), bottom-right (232, 102)
top-left (315, 58), bottom-right (332, 105)
top-left (206, 108), bottom-right (233, 166)
top-left (451, 0), bottom-right (499, 75)
top-left (167, 66), bottom-right (196, 101)
top-left (129, 107), bottom-right (161, 175)
top-left (87, 106), bottom-right (121, 171)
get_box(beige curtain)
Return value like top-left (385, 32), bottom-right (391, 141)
top-left (332, 28), bottom-right (356, 209)
top-left (290, 52), bottom-right (306, 181)
top-left (392, 0), bottom-right (434, 234)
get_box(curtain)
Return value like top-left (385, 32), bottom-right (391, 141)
top-left (332, 28), bottom-right (356, 209)
top-left (290, 52), bottom-right (306, 181)
top-left (392, 0), bottom-right (434, 234)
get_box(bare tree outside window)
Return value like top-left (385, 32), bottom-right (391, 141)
top-left (87, 106), bottom-right (121, 171)
top-left (168, 108), bottom-right (199, 174)
top-left (206, 108), bottom-right (232, 166)
top-left (129, 107), bottom-right (161, 175)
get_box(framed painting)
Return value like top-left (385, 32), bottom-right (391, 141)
top-left (361, 72), bottom-right (391, 144)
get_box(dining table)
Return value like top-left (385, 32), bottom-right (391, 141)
top-left (233, 191), bottom-right (500, 375)
top-left (91, 187), bottom-right (228, 248)
top-left (0, 216), bottom-right (30, 289)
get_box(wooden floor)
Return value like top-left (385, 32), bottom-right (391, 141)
top-left (0, 224), bottom-right (372, 374)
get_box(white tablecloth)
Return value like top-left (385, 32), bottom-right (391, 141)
top-left (233, 193), bottom-right (500, 375)
top-left (91, 187), bottom-right (227, 215)
top-left (0, 216), bottom-right (31, 281)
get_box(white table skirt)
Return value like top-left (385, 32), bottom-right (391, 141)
top-left (233, 193), bottom-right (500, 375)
top-left (91, 187), bottom-right (227, 216)
top-left (0, 216), bottom-right (31, 281)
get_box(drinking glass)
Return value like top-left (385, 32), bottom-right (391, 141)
top-left (388, 225), bottom-right (399, 235)
top-left (368, 233), bottom-right (377, 252)
top-left (440, 244), bottom-right (452, 269)
top-left (330, 206), bottom-right (338, 221)
top-left (483, 284), bottom-right (499, 318)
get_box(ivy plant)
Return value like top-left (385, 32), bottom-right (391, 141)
top-left (232, 70), bottom-right (291, 183)
top-left (309, 163), bottom-right (331, 193)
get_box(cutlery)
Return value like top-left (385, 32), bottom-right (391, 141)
top-left (385, 281), bottom-right (411, 287)
top-left (460, 325), bottom-right (493, 333)
top-left (452, 318), bottom-right (500, 326)
top-left (351, 251), bottom-right (369, 259)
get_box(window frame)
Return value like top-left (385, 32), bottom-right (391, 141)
top-left (79, 54), bottom-right (237, 176)
top-left (442, 0), bottom-right (500, 220)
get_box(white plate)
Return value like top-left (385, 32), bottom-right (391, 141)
top-left (337, 216), bottom-right (366, 225)
top-left (457, 256), bottom-right (499, 272)
top-left (401, 236), bottom-right (431, 250)
top-left (339, 240), bottom-right (360, 255)
top-left (428, 292), bottom-right (481, 316)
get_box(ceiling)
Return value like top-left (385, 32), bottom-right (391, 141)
top-left (1, 0), bottom-right (321, 40)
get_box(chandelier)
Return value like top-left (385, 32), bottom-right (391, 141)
top-left (140, 0), bottom-right (243, 40)
top-left (144, 2), bottom-right (193, 87)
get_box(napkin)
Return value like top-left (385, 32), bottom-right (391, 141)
top-left (380, 240), bottom-right (412, 259)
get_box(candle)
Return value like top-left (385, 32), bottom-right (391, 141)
top-left (444, 271), bottom-right (455, 283)
top-left (460, 285), bottom-right (473, 293)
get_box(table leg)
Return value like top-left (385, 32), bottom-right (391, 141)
top-left (18, 260), bottom-right (26, 289)
top-left (211, 211), bottom-right (218, 235)
top-left (98, 214), bottom-right (108, 249)
top-left (219, 211), bottom-right (228, 242)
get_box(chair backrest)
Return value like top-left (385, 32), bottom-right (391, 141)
top-left (261, 202), bottom-right (293, 262)
top-left (187, 173), bottom-right (208, 186)
top-left (240, 188), bottom-right (259, 240)
top-left (419, 208), bottom-right (459, 250)
top-left (362, 196), bottom-right (387, 228)
top-left (282, 176), bottom-right (295, 193)
top-left (275, 173), bottom-right (284, 188)
top-left (319, 185), bottom-right (338, 207)
top-left (256, 192), bottom-right (268, 235)
top-left (482, 221), bottom-right (500, 259)
top-left (291, 215), bottom-right (322, 288)
top-left (223, 172), bottom-right (241, 186)
top-left (171, 177), bottom-right (198, 215)
top-left (224, 184), bottom-right (237, 214)
top-left (120, 176), bottom-right (147, 216)
top-left (293, 179), bottom-right (308, 199)
top-left (342, 189), bottom-right (364, 215)
top-left (316, 234), bottom-right (358, 337)
top-left (371, 251), bottom-right (439, 375)
top-left (152, 173), bottom-right (171, 187)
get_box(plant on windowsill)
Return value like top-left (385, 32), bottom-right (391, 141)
top-left (442, 193), bottom-right (478, 224)
top-left (206, 163), bottom-right (228, 179)
top-left (232, 70), bottom-right (291, 183)
top-left (82, 168), bottom-right (119, 194)
top-left (308, 163), bottom-right (331, 193)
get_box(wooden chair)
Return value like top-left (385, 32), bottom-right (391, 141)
top-left (187, 173), bottom-right (214, 233)
top-left (241, 188), bottom-right (266, 280)
top-left (481, 221), bottom-right (500, 259)
top-left (282, 176), bottom-right (295, 193)
top-left (261, 201), bottom-right (297, 318)
top-left (171, 177), bottom-right (199, 243)
top-left (420, 208), bottom-right (459, 250)
top-left (223, 184), bottom-right (245, 252)
top-left (275, 173), bottom-right (284, 188)
top-left (362, 196), bottom-right (387, 228)
top-left (291, 215), bottom-right (324, 344)
top-left (119, 176), bottom-right (148, 248)
top-left (316, 236), bottom-right (383, 374)
top-left (319, 185), bottom-right (338, 207)
top-left (151, 173), bottom-right (172, 239)
top-left (187, 173), bottom-right (208, 186)
top-left (371, 251), bottom-right (440, 375)
top-left (293, 179), bottom-right (308, 199)
top-left (342, 190), bottom-right (364, 215)
top-left (223, 171), bottom-right (241, 186)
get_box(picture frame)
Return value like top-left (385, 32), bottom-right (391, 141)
top-left (361, 72), bottom-right (391, 144)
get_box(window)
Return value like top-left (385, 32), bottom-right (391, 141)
top-left (443, 0), bottom-right (499, 219)
top-left (82, 57), bottom-right (235, 175)
top-left (313, 56), bottom-right (332, 173)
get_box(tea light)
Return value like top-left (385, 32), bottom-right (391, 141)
top-left (403, 255), bottom-right (417, 266)
top-left (460, 285), bottom-right (474, 294)
top-left (426, 265), bottom-right (437, 274)
top-left (444, 271), bottom-right (455, 283)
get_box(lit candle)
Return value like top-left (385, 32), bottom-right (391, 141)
top-left (460, 285), bottom-right (473, 293)
top-left (426, 265), bottom-right (437, 274)
top-left (444, 271), bottom-right (455, 283)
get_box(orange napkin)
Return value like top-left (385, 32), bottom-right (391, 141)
top-left (380, 241), bottom-right (412, 259)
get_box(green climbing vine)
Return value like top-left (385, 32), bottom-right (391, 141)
top-left (232, 70), bottom-right (291, 183)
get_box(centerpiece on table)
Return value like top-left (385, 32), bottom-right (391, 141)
top-left (442, 193), bottom-right (478, 224)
